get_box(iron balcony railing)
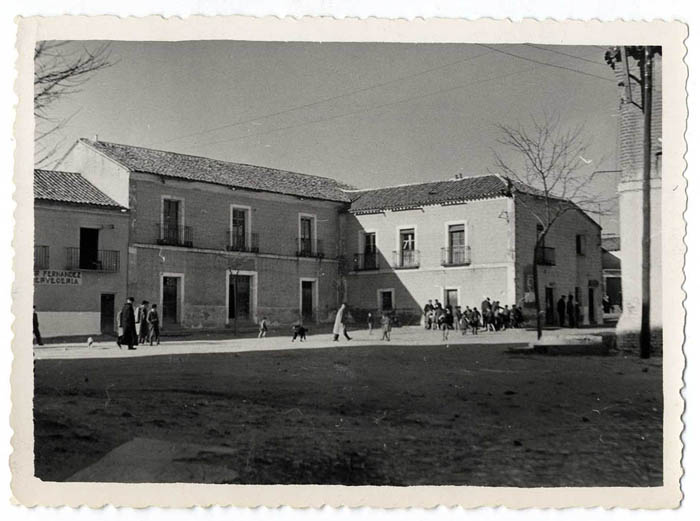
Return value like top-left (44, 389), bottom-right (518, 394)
top-left (393, 249), bottom-right (420, 269)
top-left (296, 237), bottom-right (324, 258)
top-left (441, 245), bottom-right (471, 266)
top-left (536, 246), bottom-right (556, 266)
top-left (34, 245), bottom-right (49, 270)
top-left (226, 232), bottom-right (259, 253)
top-left (65, 247), bottom-right (120, 272)
top-left (155, 223), bottom-right (193, 248)
top-left (352, 252), bottom-right (379, 271)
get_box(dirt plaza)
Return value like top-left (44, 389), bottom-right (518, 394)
top-left (33, 326), bottom-right (663, 486)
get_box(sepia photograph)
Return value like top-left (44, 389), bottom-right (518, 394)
top-left (11, 16), bottom-right (687, 508)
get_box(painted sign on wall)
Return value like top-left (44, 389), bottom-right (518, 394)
top-left (34, 270), bottom-right (82, 285)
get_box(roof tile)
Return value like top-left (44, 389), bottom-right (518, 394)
top-left (34, 169), bottom-right (122, 208)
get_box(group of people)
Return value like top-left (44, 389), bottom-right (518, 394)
top-left (117, 297), bottom-right (160, 350)
top-left (422, 297), bottom-right (524, 340)
top-left (556, 294), bottom-right (582, 328)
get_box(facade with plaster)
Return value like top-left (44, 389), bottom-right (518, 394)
top-left (33, 169), bottom-right (129, 338)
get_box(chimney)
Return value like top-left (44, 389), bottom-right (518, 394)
top-left (93, 134), bottom-right (99, 142)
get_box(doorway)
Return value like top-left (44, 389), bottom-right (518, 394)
top-left (229, 274), bottom-right (252, 321)
top-left (445, 289), bottom-right (459, 309)
top-left (162, 276), bottom-right (180, 325)
top-left (100, 293), bottom-right (115, 334)
top-left (588, 287), bottom-right (596, 324)
top-left (301, 280), bottom-right (315, 322)
top-left (545, 287), bottom-right (555, 325)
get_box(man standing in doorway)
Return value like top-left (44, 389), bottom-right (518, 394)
top-left (118, 297), bottom-right (138, 350)
top-left (557, 295), bottom-right (567, 327)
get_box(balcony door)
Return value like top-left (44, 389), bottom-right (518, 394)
top-left (400, 229), bottom-right (415, 267)
top-left (448, 224), bottom-right (465, 264)
top-left (79, 228), bottom-right (99, 269)
top-left (231, 208), bottom-right (247, 251)
top-left (363, 232), bottom-right (377, 269)
top-left (300, 216), bottom-right (313, 255)
top-left (163, 199), bottom-right (180, 243)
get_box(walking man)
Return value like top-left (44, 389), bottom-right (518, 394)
top-left (118, 297), bottom-right (138, 350)
top-left (380, 312), bottom-right (392, 341)
top-left (557, 295), bottom-right (567, 327)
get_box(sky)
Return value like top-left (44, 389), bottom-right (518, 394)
top-left (38, 41), bottom-right (623, 233)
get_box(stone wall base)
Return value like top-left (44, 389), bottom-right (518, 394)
top-left (617, 328), bottom-right (663, 356)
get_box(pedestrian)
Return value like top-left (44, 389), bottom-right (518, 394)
top-left (503, 305), bottom-right (511, 330)
top-left (118, 297), bottom-right (137, 350)
top-left (423, 300), bottom-right (434, 329)
top-left (439, 310), bottom-right (449, 342)
top-left (459, 307), bottom-right (469, 335)
top-left (332, 303), bottom-right (352, 341)
top-left (367, 311), bottom-right (373, 335)
top-left (567, 294), bottom-right (575, 328)
top-left (380, 312), bottom-right (391, 341)
top-left (258, 316), bottom-right (268, 338)
top-left (481, 297), bottom-right (492, 330)
top-left (470, 307), bottom-right (481, 335)
top-left (136, 300), bottom-right (149, 344)
top-left (147, 303), bottom-right (160, 346)
top-left (557, 295), bottom-right (567, 327)
top-left (32, 305), bottom-right (43, 346)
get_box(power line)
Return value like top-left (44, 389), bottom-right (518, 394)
top-left (152, 50), bottom-right (494, 147)
top-left (523, 44), bottom-right (608, 67)
top-left (196, 66), bottom-right (538, 149)
top-left (477, 44), bottom-right (616, 83)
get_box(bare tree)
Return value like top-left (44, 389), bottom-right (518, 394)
top-left (34, 41), bottom-right (113, 167)
top-left (492, 113), bottom-right (612, 339)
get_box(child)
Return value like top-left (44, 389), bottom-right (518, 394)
top-left (147, 303), bottom-right (160, 346)
top-left (459, 307), bottom-right (470, 335)
top-left (292, 323), bottom-right (308, 342)
top-left (380, 313), bottom-right (391, 341)
top-left (367, 311), bottom-right (373, 335)
top-left (258, 316), bottom-right (268, 338)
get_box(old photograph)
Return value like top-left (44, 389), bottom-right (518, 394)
top-left (11, 17), bottom-right (687, 508)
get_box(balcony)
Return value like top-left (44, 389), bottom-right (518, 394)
top-left (536, 246), bottom-right (556, 266)
top-left (441, 245), bottom-right (471, 266)
top-left (155, 223), bottom-right (193, 248)
top-left (226, 232), bottom-right (259, 253)
top-left (352, 252), bottom-right (379, 271)
top-left (34, 245), bottom-right (49, 270)
top-left (65, 247), bottom-right (120, 272)
top-left (393, 249), bottom-right (420, 269)
top-left (296, 238), bottom-right (324, 258)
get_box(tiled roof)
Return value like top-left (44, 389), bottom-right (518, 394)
top-left (348, 175), bottom-right (511, 213)
top-left (34, 169), bottom-right (122, 208)
top-left (602, 236), bottom-right (621, 251)
top-left (81, 139), bottom-right (353, 203)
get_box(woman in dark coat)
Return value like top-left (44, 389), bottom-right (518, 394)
top-left (118, 297), bottom-right (138, 350)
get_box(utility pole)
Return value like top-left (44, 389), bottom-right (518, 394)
top-left (640, 46), bottom-right (653, 359)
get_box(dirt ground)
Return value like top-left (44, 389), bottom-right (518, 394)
top-left (34, 343), bottom-right (663, 486)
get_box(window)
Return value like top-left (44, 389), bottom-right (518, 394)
top-left (576, 234), bottom-right (587, 255)
top-left (379, 289), bottom-right (394, 311)
top-left (79, 228), bottom-right (100, 269)
top-left (163, 198), bottom-right (180, 241)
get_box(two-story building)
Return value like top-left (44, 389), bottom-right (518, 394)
top-left (34, 169), bottom-right (129, 337)
top-left (57, 139), bottom-right (351, 330)
top-left (342, 175), bottom-right (603, 325)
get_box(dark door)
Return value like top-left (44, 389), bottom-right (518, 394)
top-left (301, 280), bottom-right (314, 321)
top-left (545, 287), bottom-right (555, 325)
top-left (445, 289), bottom-right (458, 308)
top-left (162, 276), bottom-right (179, 325)
top-left (300, 217), bottom-right (313, 255)
top-left (79, 228), bottom-right (99, 269)
top-left (380, 290), bottom-right (393, 311)
top-left (231, 208), bottom-right (247, 250)
top-left (363, 232), bottom-right (377, 269)
top-left (100, 294), bottom-right (115, 334)
top-left (229, 275), bottom-right (251, 320)
top-left (588, 287), bottom-right (596, 324)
